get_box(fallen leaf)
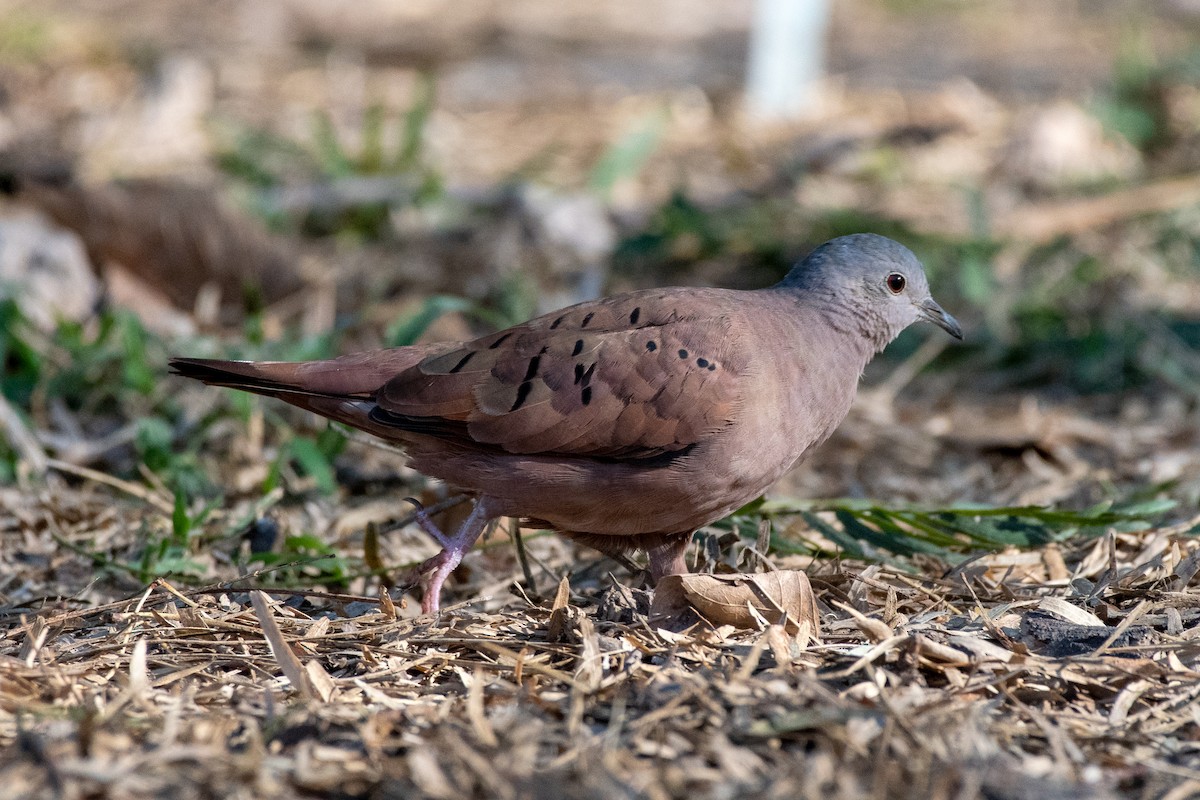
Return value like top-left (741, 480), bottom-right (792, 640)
top-left (305, 660), bottom-right (337, 702)
top-left (547, 576), bottom-right (572, 642)
top-left (651, 571), bottom-right (820, 635)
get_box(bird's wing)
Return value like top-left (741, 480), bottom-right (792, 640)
top-left (373, 289), bottom-right (749, 459)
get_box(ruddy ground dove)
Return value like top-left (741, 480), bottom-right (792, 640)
top-left (171, 233), bottom-right (961, 612)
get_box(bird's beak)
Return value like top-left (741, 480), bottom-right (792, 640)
top-left (916, 297), bottom-right (963, 339)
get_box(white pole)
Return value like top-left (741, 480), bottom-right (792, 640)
top-left (746, 0), bottom-right (832, 119)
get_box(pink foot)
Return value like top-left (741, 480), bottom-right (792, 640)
top-left (418, 547), bottom-right (464, 614)
top-left (407, 496), bottom-right (499, 614)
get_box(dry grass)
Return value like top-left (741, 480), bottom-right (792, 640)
top-left (3, 3), bottom-right (1200, 798)
top-left (4, 476), bottom-right (1200, 800)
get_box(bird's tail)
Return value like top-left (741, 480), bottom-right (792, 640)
top-left (169, 349), bottom-right (433, 441)
top-left (169, 348), bottom-right (430, 397)
top-left (169, 357), bottom-right (325, 398)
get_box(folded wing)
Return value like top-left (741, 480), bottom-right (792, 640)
top-left (375, 289), bottom-right (747, 459)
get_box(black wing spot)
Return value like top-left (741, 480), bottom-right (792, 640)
top-left (581, 312), bottom-right (595, 328)
top-left (646, 341), bottom-right (657, 352)
top-left (549, 315), bottom-right (565, 330)
top-left (707, 363), bottom-right (717, 371)
top-left (511, 380), bottom-right (534, 411)
top-left (629, 307), bottom-right (641, 325)
top-left (522, 355), bottom-right (542, 381)
top-left (448, 352), bottom-right (475, 374)
top-left (678, 349), bottom-right (689, 359)
top-left (572, 339), bottom-right (584, 356)
top-left (581, 386), bottom-right (593, 406)
top-left (574, 362), bottom-right (597, 386)
top-left (488, 332), bottom-right (514, 349)
top-left (696, 358), bottom-right (709, 368)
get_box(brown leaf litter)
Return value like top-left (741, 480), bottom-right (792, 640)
top-left (650, 571), bottom-right (820, 637)
top-left (4, 482), bottom-right (1200, 799)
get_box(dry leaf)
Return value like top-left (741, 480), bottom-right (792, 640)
top-left (305, 660), bottom-right (337, 702)
top-left (249, 590), bottom-right (313, 700)
top-left (378, 584), bottom-right (396, 620)
top-left (1038, 596), bottom-right (1104, 627)
top-left (651, 571), bottom-right (820, 635)
top-left (547, 577), bottom-right (572, 642)
top-left (832, 600), bottom-right (894, 643)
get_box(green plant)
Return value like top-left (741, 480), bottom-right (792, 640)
top-left (1092, 34), bottom-right (1167, 153)
top-left (263, 429), bottom-right (346, 497)
top-left (215, 73), bottom-right (442, 239)
top-left (588, 106), bottom-right (669, 201)
top-left (133, 488), bottom-right (216, 581)
top-left (385, 295), bottom-right (475, 347)
top-left (249, 532), bottom-right (353, 588)
top-left (719, 497), bottom-right (1177, 569)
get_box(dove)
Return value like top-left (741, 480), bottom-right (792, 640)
top-left (171, 233), bottom-right (961, 612)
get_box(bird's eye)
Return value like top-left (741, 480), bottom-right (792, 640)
top-left (885, 273), bottom-right (906, 294)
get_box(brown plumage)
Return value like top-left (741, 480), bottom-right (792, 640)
top-left (171, 234), bottom-right (962, 612)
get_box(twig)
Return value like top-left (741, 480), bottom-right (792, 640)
top-left (249, 590), bottom-right (314, 700)
top-left (45, 458), bottom-right (174, 514)
top-left (1092, 599), bottom-right (1150, 658)
top-left (0, 391), bottom-right (47, 477)
top-left (510, 520), bottom-right (540, 600)
top-left (35, 422), bottom-right (137, 467)
top-left (997, 173), bottom-right (1200, 243)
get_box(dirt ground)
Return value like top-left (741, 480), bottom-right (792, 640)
top-left (3, 1), bottom-right (1200, 798)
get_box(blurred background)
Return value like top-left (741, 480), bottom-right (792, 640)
top-left (1, 0), bottom-right (1200, 595)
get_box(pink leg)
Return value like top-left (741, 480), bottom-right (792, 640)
top-left (413, 496), bottom-right (499, 614)
top-left (647, 534), bottom-right (692, 582)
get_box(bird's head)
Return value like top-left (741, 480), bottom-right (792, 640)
top-left (782, 233), bottom-right (962, 349)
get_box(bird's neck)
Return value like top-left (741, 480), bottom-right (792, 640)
top-left (748, 291), bottom-right (877, 463)
top-left (783, 288), bottom-right (895, 359)
top-left (747, 289), bottom-right (880, 391)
